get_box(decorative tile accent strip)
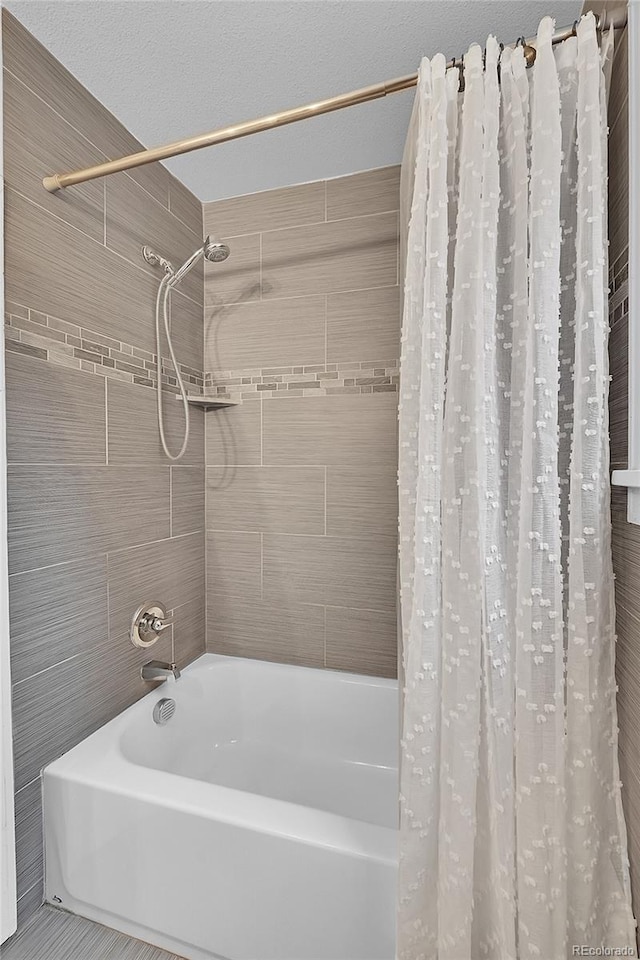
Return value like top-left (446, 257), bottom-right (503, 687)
top-left (4, 303), bottom-right (204, 395)
top-left (4, 303), bottom-right (399, 402)
top-left (203, 361), bottom-right (400, 401)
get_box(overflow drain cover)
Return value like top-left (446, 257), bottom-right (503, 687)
top-left (153, 698), bottom-right (176, 725)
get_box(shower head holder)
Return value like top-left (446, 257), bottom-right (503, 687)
top-left (142, 245), bottom-right (174, 277)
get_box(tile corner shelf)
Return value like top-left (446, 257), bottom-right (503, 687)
top-left (186, 394), bottom-right (240, 410)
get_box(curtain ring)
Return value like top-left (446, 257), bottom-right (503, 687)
top-left (572, 19), bottom-right (579, 36)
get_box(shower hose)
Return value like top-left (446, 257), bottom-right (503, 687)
top-left (155, 273), bottom-right (190, 461)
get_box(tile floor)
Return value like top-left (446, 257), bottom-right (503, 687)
top-left (0, 905), bottom-right (183, 959)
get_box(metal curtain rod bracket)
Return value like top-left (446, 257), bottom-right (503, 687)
top-left (42, 6), bottom-right (628, 194)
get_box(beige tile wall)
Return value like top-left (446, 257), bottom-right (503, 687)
top-left (2, 11), bottom-right (205, 934)
top-left (203, 168), bottom-right (400, 678)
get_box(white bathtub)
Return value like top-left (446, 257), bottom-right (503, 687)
top-left (43, 653), bottom-right (398, 960)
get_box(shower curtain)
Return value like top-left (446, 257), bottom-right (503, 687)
top-left (398, 13), bottom-right (636, 959)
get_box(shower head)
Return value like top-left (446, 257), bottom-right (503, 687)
top-left (167, 236), bottom-right (230, 287)
top-left (203, 237), bottom-right (231, 263)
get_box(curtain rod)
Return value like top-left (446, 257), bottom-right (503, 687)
top-left (42, 7), bottom-right (628, 194)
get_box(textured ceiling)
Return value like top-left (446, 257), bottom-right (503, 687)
top-left (7, 0), bottom-right (582, 202)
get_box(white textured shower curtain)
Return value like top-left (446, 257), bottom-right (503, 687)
top-left (398, 14), bottom-right (636, 959)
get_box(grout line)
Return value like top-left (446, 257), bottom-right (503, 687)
top-left (16, 877), bottom-right (42, 907)
top-left (169, 467), bottom-right (173, 537)
top-left (260, 396), bottom-right (263, 466)
top-left (324, 295), bottom-right (328, 367)
top-left (7, 188), bottom-right (203, 310)
top-left (324, 465), bottom-right (327, 536)
top-left (105, 576), bottom-right (111, 650)
top-left (259, 232), bottom-right (263, 301)
top-left (202, 205), bottom-right (399, 241)
top-left (209, 281), bottom-right (400, 309)
top-left (15, 774), bottom-right (41, 796)
top-left (3, 66), bottom-right (206, 237)
top-left (323, 605), bottom-right (327, 667)
top-left (12, 653), bottom-right (83, 689)
top-left (206, 528), bottom-right (397, 542)
top-left (200, 163), bottom-right (398, 208)
top-left (260, 532), bottom-right (264, 600)
top-left (9, 531), bottom-right (200, 580)
top-left (104, 378), bottom-right (109, 465)
top-left (324, 180), bottom-right (328, 221)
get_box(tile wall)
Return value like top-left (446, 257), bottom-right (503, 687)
top-left (202, 167), bottom-right (400, 676)
top-left (2, 10), bottom-right (205, 933)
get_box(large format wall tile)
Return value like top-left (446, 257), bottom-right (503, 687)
top-left (9, 557), bottom-right (108, 685)
top-left (205, 181), bottom-right (326, 238)
top-left (326, 464), bottom-right (397, 539)
top-left (207, 595), bottom-right (325, 668)
top-left (5, 190), bottom-right (160, 354)
top-left (2, 10), bottom-right (169, 206)
top-left (206, 531), bottom-right (261, 601)
top-left (106, 173), bottom-right (202, 305)
top-left (204, 233), bottom-right (261, 305)
top-left (107, 379), bottom-right (203, 467)
top-left (206, 465), bottom-right (325, 534)
top-left (609, 97), bottom-right (628, 269)
top-left (203, 165), bottom-right (401, 678)
top-left (3, 9), bottom-right (206, 934)
top-left (3, 68), bottom-right (105, 242)
top-left (106, 532), bottom-right (204, 642)
top-left (5, 352), bottom-right (106, 464)
top-left (205, 296), bottom-right (325, 371)
top-left (262, 534), bottom-right (397, 611)
top-left (172, 600), bottom-right (206, 669)
top-left (172, 466), bottom-right (206, 537)
top-left (11, 630), bottom-right (173, 793)
top-left (170, 175), bottom-right (203, 233)
top-left (326, 166), bottom-right (400, 221)
top-left (327, 286), bottom-right (400, 363)
top-left (325, 606), bottom-right (397, 678)
top-left (171, 289), bottom-right (205, 372)
top-left (263, 393), bottom-right (398, 466)
top-left (261, 212), bottom-right (398, 300)
top-left (610, 310), bottom-right (628, 468)
top-left (7, 465), bottom-right (170, 574)
top-left (14, 778), bottom-right (43, 902)
top-left (14, 778), bottom-right (44, 904)
top-left (205, 400), bottom-right (262, 466)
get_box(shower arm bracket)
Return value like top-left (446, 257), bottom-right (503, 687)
top-left (142, 245), bottom-right (174, 278)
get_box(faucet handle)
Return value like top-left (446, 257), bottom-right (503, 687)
top-left (131, 601), bottom-right (172, 649)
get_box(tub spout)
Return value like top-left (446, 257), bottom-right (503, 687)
top-left (141, 660), bottom-right (181, 682)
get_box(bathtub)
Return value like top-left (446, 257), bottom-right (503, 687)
top-left (43, 653), bottom-right (398, 960)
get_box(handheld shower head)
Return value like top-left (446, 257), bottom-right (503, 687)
top-left (203, 237), bottom-right (231, 263)
top-left (167, 236), bottom-right (230, 287)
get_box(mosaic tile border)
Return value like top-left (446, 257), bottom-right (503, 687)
top-left (4, 301), bottom-right (400, 403)
top-left (4, 301), bottom-right (204, 395)
top-left (203, 360), bottom-right (400, 401)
